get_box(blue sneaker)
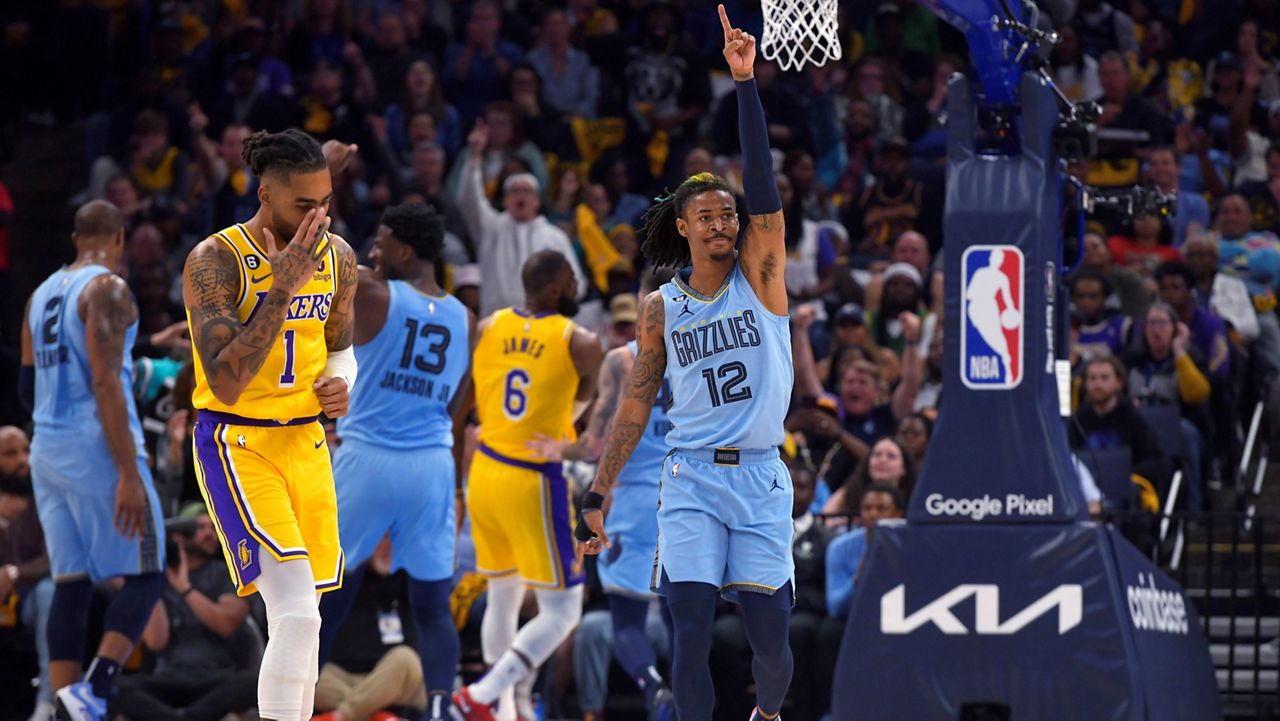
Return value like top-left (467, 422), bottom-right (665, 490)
top-left (54, 682), bottom-right (107, 721)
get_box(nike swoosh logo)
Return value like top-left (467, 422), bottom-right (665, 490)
top-left (314, 439), bottom-right (325, 449)
top-left (251, 273), bottom-right (272, 283)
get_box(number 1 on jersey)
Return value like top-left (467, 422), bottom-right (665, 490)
top-left (279, 329), bottom-right (297, 387)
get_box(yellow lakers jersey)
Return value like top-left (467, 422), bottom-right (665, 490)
top-left (474, 308), bottom-right (580, 461)
top-left (190, 223), bottom-right (338, 421)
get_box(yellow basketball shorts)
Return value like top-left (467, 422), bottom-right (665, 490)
top-left (192, 410), bottom-right (344, 596)
top-left (467, 443), bottom-right (583, 589)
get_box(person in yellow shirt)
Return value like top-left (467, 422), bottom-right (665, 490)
top-left (454, 250), bottom-right (602, 721)
top-left (183, 128), bottom-right (358, 721)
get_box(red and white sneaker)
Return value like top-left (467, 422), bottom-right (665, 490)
top-left (452, 687), bottom-right (496, 721)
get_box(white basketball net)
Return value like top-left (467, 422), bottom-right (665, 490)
top-left (761, 0), bottom-right (842, 72)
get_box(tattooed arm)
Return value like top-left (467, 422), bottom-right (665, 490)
top-left (527, 344), bottom-right (631, 462)
top-left (324, 235), bottom-right (358, 352)
top-left (81, 274), bottom-right (148, 538)
top-left (184, 209), bottom-right (329, 405)
top-left (588, 292), bottom-right (666, 496)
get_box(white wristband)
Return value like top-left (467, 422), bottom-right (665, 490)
top-left (324, 346), bottom-right (359, 391)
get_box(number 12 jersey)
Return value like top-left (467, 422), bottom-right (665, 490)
top-left (660, 263), bottom-right (792, 451)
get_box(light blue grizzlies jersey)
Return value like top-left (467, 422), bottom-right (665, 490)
top-left (660, 262), bottom-right (792, 450)
top-left (28, 265), bottom-right (146, 447)
top-left (617, 340), bottom-right (671, 489)
top-left (338, 282), bottom-right (470, 449)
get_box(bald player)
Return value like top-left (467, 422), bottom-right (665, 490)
top-left (20, 200), bottom-right (167, 721)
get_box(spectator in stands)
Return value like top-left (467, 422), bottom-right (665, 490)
top-left (118, 504), bottom-right (256, 721)
top-left (457, 120), bottom-right (585, 316)
top-left (816, 303), bottom-right (869, 386)
top-left (1157, 261), bottom-right (1232, 379)
top-left (1091, 52), bottom-right (1171, 187)
top-left (1070, 269), bottom-right (1133, 363)
top-left (622, 1), bottom-right (711, 183)
top-left (867, 2), bottom-right (934, 102)
top-left (1106, 210), bottom-right (1179, 274)
top-left (1068, 356), bottom-right (1169, 510)
top-left (508, 63), bottom-right (577, 163)
top-left (123, 109), bottom-right (193, 216)
top-left (1239, 144), bottom-right (1280, 235)
top-left (212, 51), bottom-right (297, 134)
top-left (863, 231), bottom-right (942, 318)
top-left (313, 536), bottom-right (427, 721)
top-left (526, 7), bottom-right (600, 118)
top-left (914, 329), bottom-right (944, 414)
top-left (844, 137), bottom-right (922, 264)
top-left (1052, 24), bottom-right (1101, 102)
top-left (191, 121), bottom-right (257, 231)
top-left (849, 57), bottom-right (903, 146)
top-left (1194, 51), bottom-right (1267, 159)
top-left (1183, 235), bottom-right (1264, 355)
top-left (1075, 232), bottom-right (1153, 318)
top-left (366, 11), bottom-right (431, 111)
top-left (712, 59), bottom-right (809, 155)
top-left (825, 484), bottom-right (905, 619)
top-left (824, 436), bottom-right (917, 516)
top-left (1070, 0), bottom-right (1137, 59)
top-left (833, 98), bottom-right (880, 204)
top-left (442, 0), bottom-right (523, 125)
top-left (1124, 302), bottom-right (1211, 509)
top-left (589, 155), bottom-right (649, 230)
top-left (1147, 147), bottom-right (1209, 247)
top-left (1232, 19), bottom-right (1280, 106)
top-left (783, 150), bottom-right (835, 222)
top-left (284, 0), bottom-right (354, 75)
top-left (895, 412), bottom-right (933, 468)
top-left (778, 173), bottom-right (837, 314)
top-left (0, 427), bottom-right (52, 721)
top-left (1126, 19), bottom-right (1203, 115)
top-left (385, 60), bottom-right (464, 160)
top-left (447, 102), bottom-right (548, 197)
top-left (903, 55), bottom-right (960, 159)
top-left (868, 262), bottom-right (931, 359)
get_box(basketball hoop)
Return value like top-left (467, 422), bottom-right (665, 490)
top-left (761, 0), bottom-right (842, 72)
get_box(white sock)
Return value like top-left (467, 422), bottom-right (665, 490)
top-left (254, 555), bottom-right (321, 721)
top-left (470, 650), bottom-right (532, 705)
top-left (470, 584), bottom-right (584, 705)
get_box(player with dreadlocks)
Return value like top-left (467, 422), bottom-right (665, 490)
top-left (183, 127), bottom-right (359, 721)
top-left (578, 7), bottom-right (795, 721)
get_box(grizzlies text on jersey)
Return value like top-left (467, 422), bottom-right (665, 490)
top-left (660, 263), bottom-right (793, 450)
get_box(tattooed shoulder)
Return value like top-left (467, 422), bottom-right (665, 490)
top-left (184, 239), bottom-right (241, 316)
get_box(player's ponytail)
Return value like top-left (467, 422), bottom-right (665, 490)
top-left (241, 128), bottom-right (327, 179)
top-left (639, 172), bottom-right (734, 269)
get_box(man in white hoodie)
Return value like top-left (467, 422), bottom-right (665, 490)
top-left (458, 120), bottom-right (587, 316)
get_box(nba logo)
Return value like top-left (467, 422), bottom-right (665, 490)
top-left (960, 245), bottom-right (1024, 389)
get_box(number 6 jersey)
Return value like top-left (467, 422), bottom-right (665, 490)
top-left (337, 280), bottom-right (470, 448)
top-left (190, 223), bottom-right (338, 421)
top-left (472, 307), bottom-right (580, 463)
top-left (661, 263), bottom-right (792, 451)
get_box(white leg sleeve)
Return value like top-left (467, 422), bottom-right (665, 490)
top-left (254, 554), bottom-right (321, 721)
top-left (481, 575), bottom-right (523, 665)
top-left (513, 585), bottom-right (584, 664)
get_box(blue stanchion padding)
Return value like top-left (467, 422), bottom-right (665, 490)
top-left (832, 522), bottom-right (1219, 720)
top-left (908, 72), bottom-right (1086, 524)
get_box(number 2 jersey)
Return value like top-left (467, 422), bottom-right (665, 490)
top-left (661, 262), bottom-right (792, 451)
top-left (28, 264), bottom-right (146, 447)
top-left (473, 308), bottom-right (580, 463)
top-left (189, 223), bottom-right (338, 421)
top-left (337, 281), bottom-right (470, 448)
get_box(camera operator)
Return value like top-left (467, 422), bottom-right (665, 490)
top-left (114, 503), bottom-right (256, 721)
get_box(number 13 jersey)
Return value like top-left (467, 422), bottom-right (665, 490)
top-left (473, 308), bottom-right (580, 462)
top-left (337, 281), bottom-right (470, 449)
top-left (661, 263), bottom-right (792, 451)
top-left (190, 223), bottom-right (338, 421)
